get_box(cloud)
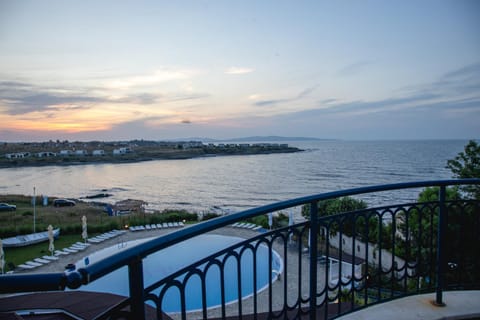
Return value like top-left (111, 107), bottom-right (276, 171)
top-left (0, 83), bottom-right (103, 115)
top-left (254, 86), bottom-right (316, 107)
top-left (337, 60), bottom-right (376, 76)
top-left (105, 67), bottom-right (198, 89)
top-left (0, 80), bottom-right (169, 115)
top-left (224, 67), bottom-right (254, 75)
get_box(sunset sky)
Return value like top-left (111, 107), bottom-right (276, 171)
top-left (1, 0), bottom-right (479, 142)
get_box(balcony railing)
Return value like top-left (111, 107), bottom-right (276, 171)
top-left (1, 179), bottom-right (479, 319)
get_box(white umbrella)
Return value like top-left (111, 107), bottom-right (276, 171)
top-left (82, 215), bottom-right (88, 243)
top-left (0, 239), bottom-right (5, 274)
top-left (268, 212), bottom-right (273, 230)
top-left (48, 225), bottom-right (54, 256)
top-left (288, 211), bottom-right (294, 244)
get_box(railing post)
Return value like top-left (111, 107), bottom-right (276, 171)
top-left (129, 257), bottom-right (146, 319)
top-left (434, 186), bottom-right (446, 306)
top-left (309, 201), bottom-right (318, 320)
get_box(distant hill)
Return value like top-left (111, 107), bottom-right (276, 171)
top-left (171, 136), bottom-right (329, 143)
top-left (222, 136), bottom-right (328, 142)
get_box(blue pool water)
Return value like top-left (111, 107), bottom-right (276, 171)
top-left (75, 234), bottom-right (283, 313)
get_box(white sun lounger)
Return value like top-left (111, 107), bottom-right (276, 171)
top-left (75, 241), bottom-right (91, 247)
top-left (231, 222), bottom-right (241, 227)
top-left (18, 264), bottom-right (36, 270)
top-left (43, 255), bottom-right (59, 261)
top-left (73, 243), bottom-right (89, 248)
top-left (71, 245), bottom-right (86, 251)
top-left (34, 258), bottom-right (51, 264)
top-left (54, 250), bottom-right (69, 256)
top-left (156, 223), bottom-right (163, 228)
top-left (145, 225), bottom-right (151, 230)
top-left (178, 221), bottom-right (185, 227)
top-left (25, 261), bottom-right (43, 267)
top-left (63, 248), bottom-right (79, 253)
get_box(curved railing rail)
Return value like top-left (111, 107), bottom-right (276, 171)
top-left (1, 179), bottom-right (479, 320)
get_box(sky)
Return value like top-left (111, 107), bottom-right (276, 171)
top-left (0, 0), bottom-right (479, 142)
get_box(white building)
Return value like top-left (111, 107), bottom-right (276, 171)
top-left (92, 150), bottom-right (105, 156)
top-left (5, 152), bottom-right (30, 159)
top-left (36, 152), bottom-right (56, 157)
top-left (113, 147), bottom-right (131, 155)
top-left (75, 150), bottom-right (88, 156)
top-left (59, 150), bottom-right (73, 156)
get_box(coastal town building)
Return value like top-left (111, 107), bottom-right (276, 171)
top-left (59, 150), bottom-right (73, 156)
top-left (36, 152), bottom-right (56, 158)
top-left (5, 152), bottom-right (30, 159)
top-left (74, 150), bottom-right (88, 156)
top-left (92, 150), bottom-right (105, 156)
top-left (113, 147), bottom-right (131, 155)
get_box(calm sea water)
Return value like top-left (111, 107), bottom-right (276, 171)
top-left (0, 140), bottom-right (468, 214)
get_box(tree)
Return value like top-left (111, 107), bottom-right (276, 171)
top-left (302, 196), bottom-right (371, 238)
top-left (446, 140), bottom-right (480, 199)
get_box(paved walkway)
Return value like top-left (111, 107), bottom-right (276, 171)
top-left (338, 290), bottom-right (480, 320)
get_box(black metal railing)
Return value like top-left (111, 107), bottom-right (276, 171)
top-left (1, 179), bottom-right (479, 320)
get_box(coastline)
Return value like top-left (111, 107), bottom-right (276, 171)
top-left (0, 146), bottom-right (303, 169)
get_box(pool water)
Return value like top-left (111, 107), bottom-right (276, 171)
top-left (75, 234), bottom-right (283, 313)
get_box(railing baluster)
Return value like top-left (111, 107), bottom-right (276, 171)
top-left (128, 257), bottom-right (145, 319)
top-left (309, 201), bottom-right (318, 320)
top-left (434, 185), bottom-right (447, 306)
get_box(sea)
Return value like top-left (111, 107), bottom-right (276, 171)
top-left (0, 140), bottom-right (469, 215)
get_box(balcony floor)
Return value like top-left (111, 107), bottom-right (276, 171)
top-left (338, 290), bottom-right (480, 320)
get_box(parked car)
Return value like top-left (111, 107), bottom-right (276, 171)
top-left (53, 199), bottom-right (76, 207)
top-left (0, 203), bottom-right (16, 211)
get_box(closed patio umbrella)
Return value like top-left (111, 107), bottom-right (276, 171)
top-left (82, 216), bottom-right (88, 243)
top-left (0, 239), bottom-right (5, 274)
top-left (48, 225), bottom-right (54, 256)
top-left (288, 211), bottom-right (294, 244)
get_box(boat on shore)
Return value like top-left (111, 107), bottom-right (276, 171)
top-left (2, 228), bottom-right (60, 248)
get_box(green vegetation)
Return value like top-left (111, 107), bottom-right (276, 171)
top-left (0, 195), bottom-right (205, 271)
top-left (3, 234), bottom-right (87, 272)
top-left (446, 140), bottom-right (480, 199)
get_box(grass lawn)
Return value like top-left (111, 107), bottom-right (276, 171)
top-left (3, 233), bottom-right (94, 272)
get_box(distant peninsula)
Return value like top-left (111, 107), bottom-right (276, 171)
top-left (171, 136), bottom-right (330, 143)
top-left (0, 139), bottom-right (303, 168)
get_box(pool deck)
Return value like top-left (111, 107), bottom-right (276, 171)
top-left (4, 226), bottom-right (480, 320)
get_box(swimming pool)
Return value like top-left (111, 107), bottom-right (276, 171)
top-left (74, 234), bottom-right (283, 313)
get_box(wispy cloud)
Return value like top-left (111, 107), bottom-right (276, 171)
top-left (224, 67), bottom-right (254, 75)
top-left (337, 60), bottom-right (376, 77)
top-left (0, 81), bottom-right (103, 115)
top-left (0, 78), bottom-right (209, 116)
top-left (104, 67), bottom-right (198, 89)
top-left (283, 62), bottom-right (480, 119)
top-left (254, 86), bottom-right (316, 107)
